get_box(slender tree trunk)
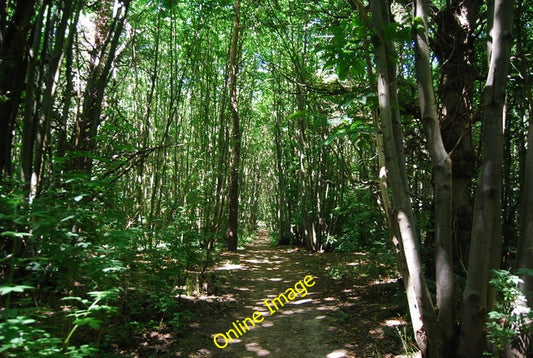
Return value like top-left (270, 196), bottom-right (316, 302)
top-left (516, 0), bottom-right (533, 313)
top-left (28, 0), bottom-right (78, 201)
top-left (413, 0), bottom-right (454, 352)
top-left (514, 4), bottom-right (533, 356)
top-left (57, 2), bottom-right (82, 160)
top-left (21, 1), bottom-right (46, 190)
top-left (370, 1), bottom-right (442, 356)
top-left (514, 110), bottom-right (533, 358)
top-left (273, 104), bottom-right (291, 244)
top-left (71, 0), bottom-right (130, 174)
top-left (458, 1), bottom-right (514, 356)
top-left (227, 0), bottom-right (241, 251)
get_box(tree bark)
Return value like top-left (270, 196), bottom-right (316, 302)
top-left (226, 0), bottom-right (241, 251)
top-left (413, 1), bottom-right (455, 352)
top-left (433, 0), bottom-right (481, 273)
top-left (458, 1), bottom-right (514, 356)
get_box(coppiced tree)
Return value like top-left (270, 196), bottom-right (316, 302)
top-left (370, 0), bottom-right (441, 354)
top-left (366, 0), bottom-right (519, 356)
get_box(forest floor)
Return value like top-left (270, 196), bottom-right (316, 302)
top-left (125, 230), bottom-right (418, 357)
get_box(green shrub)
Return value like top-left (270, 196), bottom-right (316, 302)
top-left (485, 269), bottom-right (533, 355)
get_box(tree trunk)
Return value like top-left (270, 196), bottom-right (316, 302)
top-left (458, 1), bottom-right (514, 356)
top-left (0, 0), bottom-right (36, 178)
top-left (433, 0), bottom-right (481, 273)
top-left (515, 0), bottom-right (533, 313)
top-left (515, 5), bottom-right (533, 356)
top-left (57, 3), bottom-right (82, 160)
top-left (27, 0), bottom-right (79, 201)
top-left (413, 1), bottom-right (455, 352)
top-left (226, 0), bottom-right (241, 251)
top-left (21, 1), bottom-right (46, 192)
top-left (71, 0), bottom-right (130, 174)
top-left (370, 1), bottom-right (442, 356)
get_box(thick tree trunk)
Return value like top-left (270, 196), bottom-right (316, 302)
top-left (458, 1), bottom-right (514, 356)
top-left (370, 1), bottom-right (442, 356)
top-left (226, 0), bottom-right (241, 251)
top-left (0, 0), bottom-right (36, 178)
top-left (413, 1), bottom-right (454, 352)
top-left (433, 0), bottom-right (481, 272)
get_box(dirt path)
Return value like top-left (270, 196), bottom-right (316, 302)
top-left (140, 232), bottom-right (411, 357)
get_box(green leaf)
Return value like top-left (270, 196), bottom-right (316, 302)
top-left (287, 110), bottom-right (308, 121)
top-left (87, 289), bottom-right (119, 300)
top-left (73, 318), bottom-right (102, 329)
top-left (60, 215), bottom-right (76, 222)
top-left (0, 285), bottom-right (34, 295)
top-left (336, 61), bottom-right (349, 81)
top-left (1, 231), bottom-right (32, 238)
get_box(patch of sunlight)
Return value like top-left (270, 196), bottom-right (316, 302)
top-left (370, 278), bottom-right (399, 285)
top-left (268, 277), bottom-right (283, 281)
top-left (189, 294), bottom-right (237, 302)
top-left (323, 296), bottom-right (336, 301)
top-left (247, 305), bottom-right (270, 312)
top-left (396, 353), bottom-right (422, 358)
top-left (346, 261), bottom-right (361, 266)
top-left (246, 342), bottom-right (270, 356)
top-left (281, 308), bottom-right (305, 315)
top-left (216, 262), bottom-right (244, 270)
top-left (290, 298), bottom-right (313, 305)
top-left (317, 305), bottom-right (338, 311)
top-left (244, 258), bottom-right (274, 264)
top-left (382, 318), bottom-right (406, 327)
top-left (327, 349), bottom-right (349, 358)
top-left (261, 321), bottom-right (274, 328)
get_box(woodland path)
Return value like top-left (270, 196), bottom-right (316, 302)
top-left (135, 231), bottom-right (410, 357)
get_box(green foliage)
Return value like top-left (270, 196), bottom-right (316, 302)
top-left (0, 286), bottom-right (101, 357)
top-left (1, 0), bottom-right (530, 355)
top-left (485, 270), bottom-right (533, 354)
top-left (0, 175), bottom-right (207, 355)
top-left (0, 285), bottom-right (34, 296)
top-left (327, 186), bottom-right (387, 253)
